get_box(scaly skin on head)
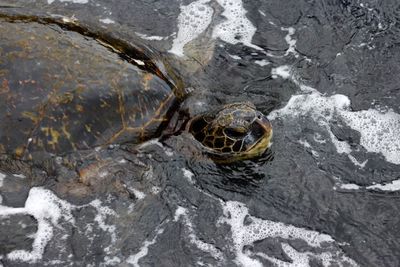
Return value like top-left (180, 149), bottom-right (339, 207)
top-left (188, 102), bottom-right (273, 163)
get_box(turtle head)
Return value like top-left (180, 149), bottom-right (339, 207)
top-left (188, 102), bottom-right (273, 163)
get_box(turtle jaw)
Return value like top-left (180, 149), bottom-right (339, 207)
top-left (246, 116), bottom-right (273, 156)
top-left (237, 115), bottom-right (273, 160)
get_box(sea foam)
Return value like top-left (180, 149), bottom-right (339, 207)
top-left (220, 201), bottom-right (358, 267)
top-left (169, 0), bottom-right (214, 57)
top-left (170, 0), bottom-right (261, 56)
top-left (0, 188), bottom-right (74, 263)
top-left (174, 206), bottom-right (224, 261)
top-left (0, 172), bottom-right (5, 188)
top-left (270, 66), bottom-right (400, 165)
top-left (212, 0), bottom-right (262, 50)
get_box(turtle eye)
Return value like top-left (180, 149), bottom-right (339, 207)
top-left (224, 127), bottom-right (247, 139)
top-left (189, 117), bottom-right (208, 134)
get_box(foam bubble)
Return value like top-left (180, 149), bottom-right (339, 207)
top-left (220, 201), bottom-right (358, 266)
top-left (298, 139), bottom-right (319, 158)
top-left (229, 54), bottom-right (242, 60)
top-left (99, 18), bottom-right (115, 24)
top-left (0, 172), bottom-right (5, 188)
top-left (341, 109), bottom-right (400, 165)
top-left (126, 228), bottom-right (165, 267)
top-left (174, 206), bottom-right (224, 261)
top-left (169, 0), bottom-right (214, 56)
top-left (269, 74), bottom-right (400, 165)
top-left (212, 0), bottom-right (262, 50)
top-left (182, 168), bottom-right (195, 184)
top-left (282, 27), bottom-right (298, 57)
top-left (0, 187), bottom-right (74, 263)
top-left (257, 244), bottom-right (357, 267)
top-left (90, 199), bottom-right (117, 245)
top-left (338, 183), bottom-right (361, 190)
top-left (254, 59), bottom-right (269, 66)
top-left (348, 155), bottom-right (368, 168)
top-left (135, 32), bottom-right (167, 41)
top-left (104, 256), bottom-right (121, 265)
top-left (271, 65), bottom-right (291, 80)
top-left (174, 206), bottom-right (187, 222)
top-left (131, 188), bottom-right (146, 200)
top-left (337, 180), bottom-right (400, 192)
top-left (366, 179), bottom-right (400, 191)
top-left (170, 0), bottom-right (263, 56)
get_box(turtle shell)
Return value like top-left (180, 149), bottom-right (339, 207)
top-left (0, 18), bottom-right (183, 159)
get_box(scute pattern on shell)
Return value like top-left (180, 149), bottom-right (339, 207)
top-left (0, 18), bottom-right (181, 159)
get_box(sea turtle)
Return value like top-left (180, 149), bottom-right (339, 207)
top-left (0, 10), bottom-right (273, 165)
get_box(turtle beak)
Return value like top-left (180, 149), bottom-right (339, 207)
top-left (256, 114), bottom-right (273, 138)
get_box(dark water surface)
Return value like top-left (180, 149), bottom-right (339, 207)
top-left (1, 0), bottom-right (400, 266)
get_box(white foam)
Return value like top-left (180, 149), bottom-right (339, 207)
top-left (269, 67), bottom-right (400, 165)
top-left (0, 172), bottom-right (5, 188)
top-left (229, 54), bottom-right (242, 60)
top-left (338, 180), bottom-right (400, 192)
top-left (282, 27), bottom-right (298, 57)
top-left (169, 0), bottom-right (214, 56)
top-left (135, 32), bottom-right (167, 41)
top-left (131, 188), bottom-right (146, 200)
top-left (254, 59), bottom-right (269, 66)
top-left (338, 183), bottom-right (361, 190)
top-left (164, 148), bottom-right (174, 157)
top-left (313, 133), bottom-right (327, 144)
top-left (257, 244), bottom-right (357, 267)
top-left (298, 140), bottom-right (319, 158)
top-left (48, 0), bottom-right (88, 3)
top-left (271, 65), bottom-right (315, 93)
top-left (341, 109), bottom-right (400, 165)
top-left (174, 206), bottom-right (224, 261)
top-left (366, 179), bottom-right (400, 191)
top-left (151, 186), bottom-right (161, 194)
top-left (89, 199), bottom-right (117, 245)
top-left (0, 187), bottom-right (74, 263)
top-left (126, 228), bottom-right (165, 267)
top-left (348, 155), bottom-right (368, 168)
top-left (174, 206), bottom-right (187, 222)
top-left (220, 201), bottom-right (358, 267)
top-left (212, 0), bottom-right (262, 50)
top-left (170, 0), bottom-right (263, 56)
top-left (271, 65), bottom-right (291, 80)
top-left (182, 168), bottom-right (195, 184)
top-left (99, 18), bottom-right (115, 24)
top-left (298, 139), bottom-right (312, 149)
top-left (103, 256), bottom-right (121, 266)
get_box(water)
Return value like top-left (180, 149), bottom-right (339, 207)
top-left (1, 0), bottom-right (400, 266)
